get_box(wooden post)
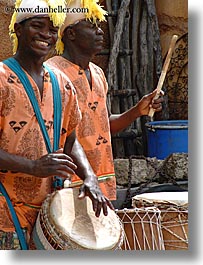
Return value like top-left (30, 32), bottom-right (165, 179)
top-left (107, 0), bottom-right (131, 91)
top-left (107, 0), bottom-right (131, 158)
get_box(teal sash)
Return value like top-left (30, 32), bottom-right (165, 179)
top-left (1, 57), bottom-right (62, 249)
top-left (3, 58), bottom-right (62, 153)
top-left (0, 182), bottom-right (28, 250)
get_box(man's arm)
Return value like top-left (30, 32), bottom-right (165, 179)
top-left (63, 130), bottom-right (114, 217)
top-left (109, 89), bottom-right (164, 135)
top-left (0, 148), bottom-right (77, 178)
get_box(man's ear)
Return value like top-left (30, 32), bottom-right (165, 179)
top-left (14, 23), bottom-right (23, 38)
top-left (63, 27), bottom-right (76, 41)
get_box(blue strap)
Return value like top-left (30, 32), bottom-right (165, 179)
top-left (2, 58), bottom-right (63, 249)
top-left (0, 182), bottom-right (28, 250)
top-left (3, 58), bottom-right (62, 153)
top-left (44, 64), bottom-right (62, 152)
top-left (3, 59), bottom-right (63, 192)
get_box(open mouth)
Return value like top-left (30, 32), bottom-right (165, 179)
top-left (35, 40), bottom-right (49, 47)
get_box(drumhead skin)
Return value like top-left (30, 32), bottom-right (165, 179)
top-left (51, 188), bottom-right (122, 249)
top-left (34, 188), bottom-right (123, 250)
top-left (132, 191), bottom-right (188, 207)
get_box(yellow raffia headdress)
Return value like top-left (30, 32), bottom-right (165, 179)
top-left (9, 0), bottom-right (67, 54)
top-left (82, 0), bottom-right (107, 24)
top-left (56, 0), bottom-right (107, 55)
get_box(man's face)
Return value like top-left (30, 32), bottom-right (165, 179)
top-left (15, 16), bottom-right (59, 58)
top-left (69, 19), bottom-right (104, 55)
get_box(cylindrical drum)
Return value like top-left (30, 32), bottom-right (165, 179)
top-left (116, 207), bottom-right (165, 250)
top-left (132, 191), bottom-right (188, 250)
top-left (32, 188), bottom-right (123, 250)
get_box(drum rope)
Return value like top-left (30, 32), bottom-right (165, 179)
top-left (161, 210), bottom-right (188, 242)
top-left (116, 208), bottom-right (164, 250)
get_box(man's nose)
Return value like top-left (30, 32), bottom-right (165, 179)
top-left (39, 29), bottom-right (52, 38)
top-left (96, 27), bottom-right (104, 35)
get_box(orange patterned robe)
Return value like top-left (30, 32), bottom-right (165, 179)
top-left (0, 62), bottom-right (81, 235)
top-left (46, 56), bottom-right (116, 200)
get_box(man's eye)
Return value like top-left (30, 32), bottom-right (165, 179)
top-left (31, 23), bottom-right (41, 29)
top-left (50, 28), bottom-right (58, 34)
top-left (90, 24), bottom-right (98, 29)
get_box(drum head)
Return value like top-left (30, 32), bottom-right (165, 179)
top-left (47, 188), bottom-right (122, 250)
top-left (132, 191), bottom-right (188, 208)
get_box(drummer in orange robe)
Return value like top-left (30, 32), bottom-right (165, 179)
top-left (0, 0), bottom-right (114, 250)
top-left (46, 0), bottom-right (164, 201)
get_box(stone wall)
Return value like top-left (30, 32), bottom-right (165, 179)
top-left (113, 153), bottom-right (188, 209)
top-left (114, 153), bottom-right (188, 188)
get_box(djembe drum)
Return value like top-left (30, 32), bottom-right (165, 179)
top-left (32, 188), bottom-right (123, 250)
top-left (132, 191), bottom-right (188, 250)
top-left (116, 207), bottom-right (165, 250)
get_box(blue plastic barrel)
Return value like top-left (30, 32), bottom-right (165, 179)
top-left (145, 120), bottom-right (188, 159)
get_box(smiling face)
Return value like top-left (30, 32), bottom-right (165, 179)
top-left (14, 16), bottom-right (59, 59)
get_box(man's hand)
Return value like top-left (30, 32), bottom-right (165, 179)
top-left (32, 148), bottom-right (77, 178)
top-left (78, 177), bottom-right (115, 218)
top-left (137, 89), bottom-right (164, 116)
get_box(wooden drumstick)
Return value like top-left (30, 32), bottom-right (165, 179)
top-left (148, 34), bottom-right (179, 118)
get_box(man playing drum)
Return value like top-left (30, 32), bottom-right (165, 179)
top-left (0, 0), bottom-right (113, 250)
top-left (46, 0), bottom-right (164, 201)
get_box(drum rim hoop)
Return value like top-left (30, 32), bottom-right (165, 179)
top-left (35, 191), bottom-right (124, 250)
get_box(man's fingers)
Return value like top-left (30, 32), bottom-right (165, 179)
top-left (57, 168), bottom-right (75, 176)
top-left (150, 89), bottom-right (164, 100)
top-left (78, 185), bottom-right (111, 217)
top-left (95, 201), bottom-right (102, 217)
top-left (55, 148), bottom-right (63, 154)
top-left (160, 89), bottom-right (165, 96)
top-left (101, 199), bottom-right (108, 216)
top-left (106, 199), bottom-right (115, 211)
